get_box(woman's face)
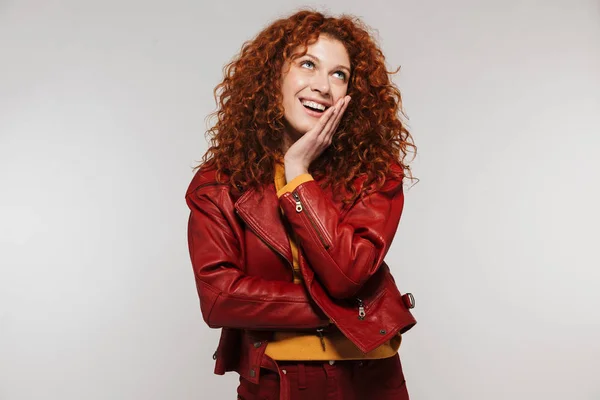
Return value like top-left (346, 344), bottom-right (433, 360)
top-left (280, 35), bottom-right (351, 144)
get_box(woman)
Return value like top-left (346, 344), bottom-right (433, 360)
top-left (185, 9), bottom-right (417, 400)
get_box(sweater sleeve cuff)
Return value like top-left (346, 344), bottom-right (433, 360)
top-left (276, 173), bottom-right (314, 198)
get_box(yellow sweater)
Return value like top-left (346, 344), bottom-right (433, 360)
top-left (264, 159), bottom-right (401, 360)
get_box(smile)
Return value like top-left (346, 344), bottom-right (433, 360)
top-left (299, 98), bottom-right (326, 118)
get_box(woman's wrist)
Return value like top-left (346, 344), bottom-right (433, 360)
top-left (283, 159), bottom-right (309, 183)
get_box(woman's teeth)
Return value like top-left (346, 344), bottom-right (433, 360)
top-left (301, 99), bottom-right (326, 111)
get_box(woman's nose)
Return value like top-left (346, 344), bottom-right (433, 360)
top-left (310, 74), bottom-right (331, 95)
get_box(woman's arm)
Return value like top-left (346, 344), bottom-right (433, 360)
top-left (186, 187), bottom-right (329, 330)
top-left (278, 164), bottom-right (405, 299)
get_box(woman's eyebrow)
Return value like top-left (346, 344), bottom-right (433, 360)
top-left (304, 53), bottom-right (351, 73)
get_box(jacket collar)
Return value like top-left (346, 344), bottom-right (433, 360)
top-left (187, 162), bottom-right (330, 266)
top-left (234, 183), bottom-right (292, 264)
top-left (233, 174), bottom-right (327, 266)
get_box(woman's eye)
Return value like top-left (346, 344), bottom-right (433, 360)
top-left (300, 60), bottom-right (314, 68)
top-left (301, 60), bottom-right (346, 81)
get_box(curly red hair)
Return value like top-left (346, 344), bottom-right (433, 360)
top-left (195, 8), bottom-right (417, 206)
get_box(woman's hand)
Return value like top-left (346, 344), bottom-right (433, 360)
top-left (284, 95), bottom-right (351, 181)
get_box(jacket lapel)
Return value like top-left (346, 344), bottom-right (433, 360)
top-left (234, 182), bottom-right (294, 265)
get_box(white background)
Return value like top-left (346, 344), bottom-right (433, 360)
top-left (1, 1), bottom-right (599, 399)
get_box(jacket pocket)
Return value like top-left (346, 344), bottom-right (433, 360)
top-left (355, 288), bottom-right (387, 320)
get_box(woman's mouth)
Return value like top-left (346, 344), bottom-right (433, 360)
top-left (299, 98), bottom-right (327, 118)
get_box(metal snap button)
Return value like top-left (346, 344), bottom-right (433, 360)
top-left (253, 341), bottom-right (262, 348)
top-left (380, 329), bottom-right (387, 335)
top-left (282, 369), bottom-right (287, 374)
top-left (329, 360), bottom-right (335, 365)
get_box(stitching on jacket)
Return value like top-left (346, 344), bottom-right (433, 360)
top-left (199, 279), bottom-right (310, 303)
top-left (197, 280), bottom-right (220, 323)
top-left (363, 242), bottom-right (379, 283)
top-left (220, 293), bottom-right (310, 303)
top-left (299, 184), bottom-right (335, 250)
top-left (193, 189), bottom-right (239, 244)
top-left (237, 203), bottom-right (289, 259)
top-left (294, 200), bottom-right (360, 290)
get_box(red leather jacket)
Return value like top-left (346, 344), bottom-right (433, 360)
top-left (185, 162), bottom-right (416, 385)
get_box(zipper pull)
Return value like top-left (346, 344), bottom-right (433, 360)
top-left (316, 328), bottom-right (327, 351)
top-left (292, 192), bottom-right (303, 212)
top-left (357, 298), bottom-right (366, 320)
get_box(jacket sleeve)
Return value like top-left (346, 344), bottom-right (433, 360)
top-left (277, 167), bottom-right (404, 299)
top-left (186, 187), bottom-right (329, 330)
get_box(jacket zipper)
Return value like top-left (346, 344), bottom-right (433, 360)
top-left (316, 328), bottom-right (327, 351)
top-left (236, 207), bottom-right (333, 350)
top-left (356, 298), bottom-right (366, 320)
top-left (356, 288), bottom-right (387, 321)
top-left (233, 187), bottom-right (340, 346)
top-left (291, 191), bottom-right (337, 347)
top-left (193, 182), bottom-right (287, 265)
top-left (292, 191), bottom-right (331, 250)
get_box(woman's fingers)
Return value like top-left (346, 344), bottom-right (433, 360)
top-left (319, 105), bottom-right (339, 140)
top-left (312, 104), bottom-right (337, 136)
top-left (331, 96), bottom-right (349, 130)
top-left (309, 96), bottom-right (350, 148)
top-left (323, 96), bottom-right (350, 141)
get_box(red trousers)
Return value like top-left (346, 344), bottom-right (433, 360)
top-left (236, 354), bottom-right (409, 400)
